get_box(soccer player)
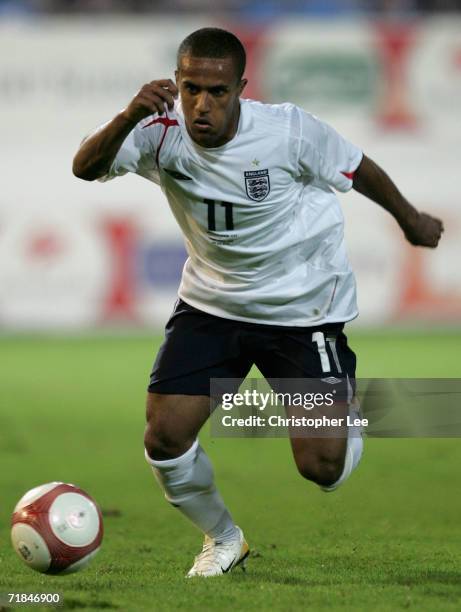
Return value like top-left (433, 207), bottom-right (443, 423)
top-left (72, 28), bottom-right (443, 577)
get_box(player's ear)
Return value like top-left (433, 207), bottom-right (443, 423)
top-left (239, 78), bottom-right (248, 95)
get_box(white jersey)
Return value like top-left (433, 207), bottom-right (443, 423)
top-left (102, 98), bottom-right (363, 326)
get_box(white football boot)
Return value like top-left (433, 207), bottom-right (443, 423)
top-left (186, 526), bottom-right (250, 577)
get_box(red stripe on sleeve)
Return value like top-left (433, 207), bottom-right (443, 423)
top-left (341, 171), bottom-right (355, 180)
top-left (141, 115), bottom-right (179, 167)
top-left (142, 117), bottom-right (179, 129)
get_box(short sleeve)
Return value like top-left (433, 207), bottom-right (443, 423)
top-left (98, 115), bottom-right (161, 183)
top-left (295, 108), bottom-right (363, 193)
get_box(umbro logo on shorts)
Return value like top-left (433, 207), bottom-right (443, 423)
top-left (163, 168), bottom-right (193, 181)
top-left (244, 169), bottom-right (270, 202)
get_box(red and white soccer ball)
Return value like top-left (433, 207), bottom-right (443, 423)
top-left (11, 482), bottom-right (103, 574)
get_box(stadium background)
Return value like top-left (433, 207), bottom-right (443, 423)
top-left (1, 1), bottom-right (460, 328)
top-left (1, 2), bottom-right (461, 611)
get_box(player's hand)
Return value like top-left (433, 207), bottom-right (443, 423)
top-left (121, 79), bottom-right (178, 125)
top-left (403, 212), bottom-right (444, 248)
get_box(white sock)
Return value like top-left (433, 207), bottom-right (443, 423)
top-left (321, 400), bottom-right (364, 492)
top-left (145, 440), bottom-right (238, 542)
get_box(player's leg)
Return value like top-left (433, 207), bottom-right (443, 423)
top-left (285, 399), bottom-right (349, 487)
top-left (312, 329), bottom-right (363, 491)
top-left (144, 299), bottom-right (252, 576)
top-left (253, 324), bottom-right (363, 490)
top-left (144, 392), bottom-right (239, 541)
top-left (318, 394), bottom-right (363, 492)
top-left (286, 392), bottom-right (363, 490)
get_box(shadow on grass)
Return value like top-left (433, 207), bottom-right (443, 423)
top-left (238, 551), bottom-right (461, 591)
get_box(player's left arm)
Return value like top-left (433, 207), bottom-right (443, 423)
top-left (352, 154), bottom-right (444, 248)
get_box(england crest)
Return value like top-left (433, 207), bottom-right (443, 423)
top-left (244, 169), bottom-right (270, 202)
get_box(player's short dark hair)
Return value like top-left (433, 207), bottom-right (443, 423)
top-left (177, 28), bottom-right (246, 81)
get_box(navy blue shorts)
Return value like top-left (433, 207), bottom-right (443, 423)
top-left (148, 299), bottom-right (356, 396)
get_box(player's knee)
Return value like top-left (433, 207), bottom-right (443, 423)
top-left (144, 425), bottom-right (183, 461)
top-left (144, 396), bottom-right (189, 460)
top-left (296, 455), bottom-right (344, 487)
top-left (144, 415), bottom-right (194, 460)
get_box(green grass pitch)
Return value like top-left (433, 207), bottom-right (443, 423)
top-left (1, 330), bottom-right (461, 611)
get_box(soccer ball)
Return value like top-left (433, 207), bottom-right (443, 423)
top-left (11, 482), bottom-right (103, 574)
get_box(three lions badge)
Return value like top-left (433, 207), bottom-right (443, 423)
top-left (244, 169), bottom-right (270, 202)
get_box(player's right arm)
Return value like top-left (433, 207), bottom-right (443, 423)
top-left (72, 79), bottom-right (178, 181)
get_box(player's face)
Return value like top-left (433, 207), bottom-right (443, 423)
top-left (176, 55), bottom-right (247, 148)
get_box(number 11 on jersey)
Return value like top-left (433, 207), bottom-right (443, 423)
top-left (204, 199), bottom-right (234, 231)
